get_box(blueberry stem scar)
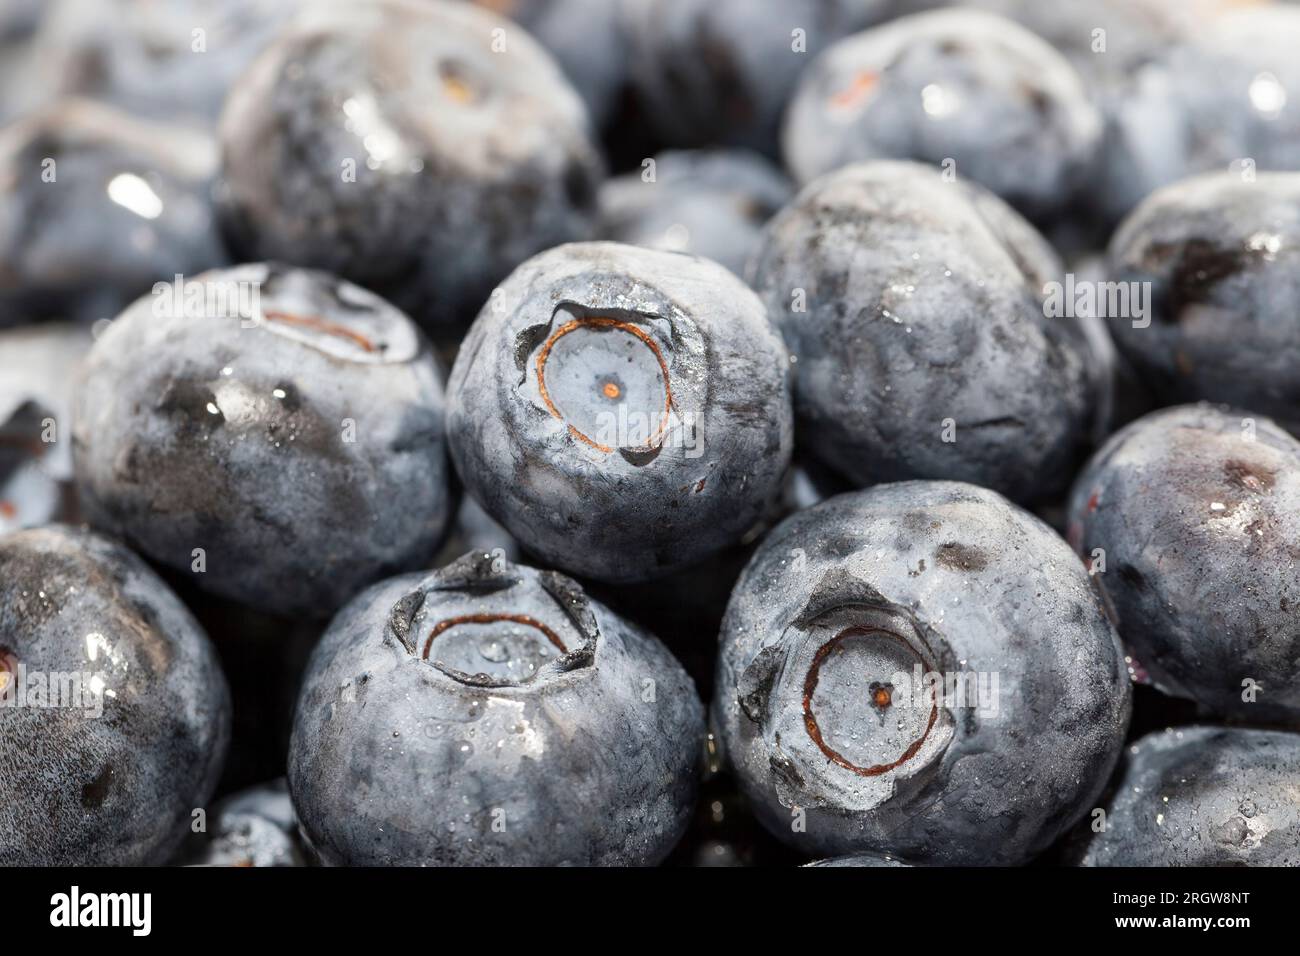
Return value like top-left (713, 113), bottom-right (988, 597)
top-left (262, 310), bottom-right (377, 353)
top-left (534, 315), bottom-right (672, 453)
top-left (802, 626), bottom-right (938, 777)
top-left (422, 613), bottom-right (569, 661)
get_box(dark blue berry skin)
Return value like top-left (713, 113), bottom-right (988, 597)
top-left (783, 9), bottom-right (1101, 221)
top-left (623, 0), bottom-right (895, 157)
top-left (747, 160), bottom-right (1099, 506)
top-left (1082, 727), bottom-right (1300, 867)
top-left (0, 525), bottom-right (231, 866)
top-left (1105, 172), bottom-right (1300, 431)
top-left (0, 99), bottom-right (228, 327)
top-left (806, 852), bottom-right (912, 867)
top-left (715, 481), bottom-right (1131, 865)
top-left (73, 264), bottom-right (455, 619)
top-left (596, 149), bottom-right (793, 277)
top-left (288, 552), bottom-right (705, 866)
top-left (465, 0), bottom-right (628, 128)
top-left (446, 241), bottom-right (793, 584)
top-left (217, 0), bottom-right (603, 333)
top-left (1067, 404), bottom-right (1300, 721)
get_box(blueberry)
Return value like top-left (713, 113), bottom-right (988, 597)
top-left (623, 0), bottom-right (895, 156)
top-left (1082, 727), bottom-right (1300, 867)
top-left (0, 322), bottom-right (93, 533)
top-left (465, 0), bottom-right (629, 128)
top-left (747, 160), bottom-right (1099, 505)
top-left (596, 149), bottom-right (793, 276)
top-left (1094, 7), bottom-right (1300, 226)
top-left (73, 263), bottom-right (455, 618)
top-left (783, 9), bottom-right (1101, 221)
top-left (288, 551), bottom-right (705, 865)
top-left (1067, 403), bottom-right (1300, 720)
top-left (1105, 171), bottom-right (1300, 427)
top-left (715, 481), bottom-right (1131, 864)
top-left (446, 241), bottom-right (794, 583)
top-left (217, 0), bottom-right (604, 333)
top-left (0, 525), bottom-right (231, 866)
top-left (10, 0), bottom-right (302, 128)
top-left (0, 99), bottom-right (228, 326)
top-left (179, 779), bottom-right (305, 867)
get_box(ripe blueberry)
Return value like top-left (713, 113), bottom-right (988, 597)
top-left (0, 525), bottom-right (230, 865)
top-left (217, 0), bottom-right (603, 332)
top-left (73, 263), bottom-right (455, 618)
top-left (715, 481), bottom-right (1131, 864)
top-left (288, 551), bottom-right (705, 865)
top-left (446, 241), bottom-right (793, 583)
top-left (1068, 403), bottom-right (1300, 720)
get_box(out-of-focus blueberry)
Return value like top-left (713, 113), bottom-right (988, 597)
top-left (747, 160), bottom-right (1099, 505)
top-left (596, 149), bottom-right (792, 276)
top-left (288, 552), bottom-right (705, 865)
top-left (461, 0), bottom-right (628, 128)
top-left (1067, 404), bottom-right (1300, 720)
top-left (0, 99), bottom-right (227, 326)
top-left (73, 264), bottom-right (455, 618)
top-left (217, 0), bottom-right (603, 333)
top-left (446, 241), bottom-right (793, 583)
top-left (783, 9), bottom-right (1101, 221)
top-left (623, 0), bottom-right (896, 156)
top-left (1082, 727), bottom-right (1300, 867)
top-left (0, 525), bottom-right (231, 865)
top-left (179, 779), bottom-right (304, 867)
top-left (715, 481), bottom-right (1131, 864)
top-left (0, 322), bottom-right (93, 533)
top-left (1094, 7), bottom-right (1300, 226)
top-left (1105, 171), bottom-right (1300, 429)
top-left (7, 0), bottom-right (302, 128)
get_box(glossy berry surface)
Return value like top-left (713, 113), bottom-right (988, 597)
top-left (0, 99), bottom-right (227, 326)
top-left (596, 149), bottom-right (792, 276)
top-left (784, 9), bottom-right (1101, 220)
top-left (73, 264), bottom-right (455, 618)
top-left (288, 552), bottom-right (705, 866)
top-left (0, 525), bottom-right (230, 866)
top-left (715, 481), bottom-right (1130, 864)
top-left (446, 241), bottom-right (793, 583)
top-left (1082, 727), bottom-right (1300, 867)
top-left (748, 160), bottom-right (1098, 505)
top-left (1105, 171), bottom-right (1300, 429)
top-left (1067, 404), bottom-right (1300, 719)
top-left (217, 0), bottom-right (603, 332)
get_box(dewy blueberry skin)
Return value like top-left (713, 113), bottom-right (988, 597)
top-left (1082, 727), bottom-right (1300, 867)
top-left (0, 99), bottom-right (227, 326)
top-left (288, 552), bottom-right (705, 866)
top-left (0, 525), bottom-right (230, 866)
top-left (446, 241), bottom-right (793, 584)
top-left (1105, 172), bottom-right (1300, 430)
top-left (1067, 404), bottom-right (1300, 720)
top-left (73, 264), bottom-right (455, 618)
top-left (783, 9), bottom-right (1101, 221)
top-left (747, 160), bottom-right (1098, 505)
top-left (596, 149), bottom-right (793, 277)
top-left (715, 481), bottom-right (1131, 865)
top-left (216, 0), bottom-right (603, 332)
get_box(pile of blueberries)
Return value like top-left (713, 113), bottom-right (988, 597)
top-left (3, 0), bottom-right (1300, 868)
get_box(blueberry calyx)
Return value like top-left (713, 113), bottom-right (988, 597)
top-left (387, 551), bottom-right (599, 689)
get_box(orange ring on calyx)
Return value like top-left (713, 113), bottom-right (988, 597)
top-left (534, 316), bottom-right (672, 454)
